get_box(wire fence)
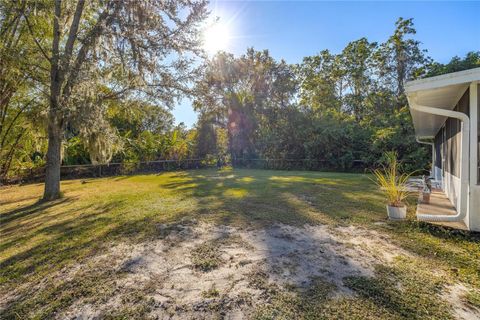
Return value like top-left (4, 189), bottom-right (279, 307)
top-left (16, 159), bottom-right (214, 183)
top-left (232, 158), bottom-right (367, 172)
top-left (12, 158), bottom-right (370, 184)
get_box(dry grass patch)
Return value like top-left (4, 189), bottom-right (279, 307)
top-left (1, 169), bottom-right (479, 319)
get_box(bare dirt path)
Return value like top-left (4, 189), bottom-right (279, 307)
top-left (9, 221), bottom-right (468, 319)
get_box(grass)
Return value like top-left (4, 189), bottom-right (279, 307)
top-left (191, 241), bottom-right (223, 271)
top-left (202, 285), bottom-right (220, 298)
top-left (251, 257), bottom-right (455, 319)
top-left (343, 257), bottom-right (452, 319)
top-left (464, 290), bottom-right (480, 310)
top-left (1, 168), bottom-right (479, 318)
top-left (251, 265), bottom-right (448, 320)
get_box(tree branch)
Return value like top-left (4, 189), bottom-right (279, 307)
top-left (0, 97), bottom-right (36, 149)
top-left (64, 0), bottom-right (85, 67)
top-left (63, 5), bottom-right (115, 99)
top-left (23, 13), bottom-right (51, 63)
top-left (0, 129), bottom-right (25, 180)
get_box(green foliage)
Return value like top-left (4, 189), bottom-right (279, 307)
top-left (367, 107), bottom-right (429, 172)
top-left (193, 17), bottom-right (436, 171)
top-left (372, 152), bottom-right (413, 207)
top-left (0, 1), bottom-right (48, 181)
top-left (426, 51), bottom-right (480, 77)
top-left (1, 11), bottom-right (474, 179)
top-left (63, 137), bottom-right (90, 165)
top-left (194, 49), bottom-right (298, 160)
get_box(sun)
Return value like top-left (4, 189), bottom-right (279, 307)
top-left (203, 23), bottom-right (230, 54)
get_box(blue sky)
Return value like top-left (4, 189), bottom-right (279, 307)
top-left (173, 1), bottom-right (480, 127)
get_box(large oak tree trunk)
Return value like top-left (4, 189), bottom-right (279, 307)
top-left (43, 113), bottom-right (62, 200)
top-left (42, 0), bottom-right (63, 201)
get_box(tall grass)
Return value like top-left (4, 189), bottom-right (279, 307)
top-left (372, 152), bottom-right (413, 207)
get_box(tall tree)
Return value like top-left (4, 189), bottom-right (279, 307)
top-left (377, 17), bottom-right (429, 107)
top-left (195, 112), bottom-right (219, 158)
top-left (298, 50), bottom-right (343, 113)
top-left (22, 0), bottom-right (208, 199)
top-left (0, 0), bottom-right (46, 181)
top-left (194, 51), bottom-right (254, 159)
top-left (341, 38), bottom-right (377, 121)
top-left (425, 51), bottom-right (480, 77)
top-left (194, 49), bottom-right (297, 160)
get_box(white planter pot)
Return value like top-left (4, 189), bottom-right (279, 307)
top-left (386, 205), bottom-right (406, 220)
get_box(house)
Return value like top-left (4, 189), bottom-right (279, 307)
top-left (406, 67), bottom-right (479, 231)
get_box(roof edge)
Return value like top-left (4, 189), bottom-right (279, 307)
top-left (405, 67), bottom-right (480, 93)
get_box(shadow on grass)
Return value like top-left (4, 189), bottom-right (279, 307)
top-left (0, 168), bottom-right (477, 319)
top-left (0, 200), bottom-right (124, 280)
top-left (0, 197), bottom-right (72, 225)
top-left (0, 195), bottom-right (41, 206)
top-left (342, 261), bottom-right (452, 319)
top-left (159, 168), bottom-right (386, 227)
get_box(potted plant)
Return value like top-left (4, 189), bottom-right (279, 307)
top-left (372, 152), bottom-right (412, 220)
top-left (422, 175), bottom-right (431, 204)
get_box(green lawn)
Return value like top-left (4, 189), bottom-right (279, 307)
top-left (1, 168), bottom-right (479, 319)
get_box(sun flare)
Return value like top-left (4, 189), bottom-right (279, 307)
top-left (203, 23), bottom-right (230, 54)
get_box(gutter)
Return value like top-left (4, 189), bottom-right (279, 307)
top-left (410, 102), bottom-right (470, 222)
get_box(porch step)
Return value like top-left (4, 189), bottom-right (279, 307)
top-left (416, 190), bottom-right (468, 230)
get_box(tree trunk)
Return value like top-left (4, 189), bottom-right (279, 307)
top-left (44, 0), bottom-right (62, 201)
top-left (43, 115), bottom-right (62, 200)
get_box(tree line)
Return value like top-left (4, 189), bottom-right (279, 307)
top-left (193, 19), bottom-right (478, 171)
top-left (0, 0), bottom-right (478, 200)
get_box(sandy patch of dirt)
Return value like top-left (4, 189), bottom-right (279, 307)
top-left (2, 222), bottom-right (475, 319)
top-left (442, 284), bottom-right (480, 320)
top-left (54, 222), bottom-right (413, 319)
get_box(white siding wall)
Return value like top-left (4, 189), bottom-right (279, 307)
top-left (469, 82), bottom-right (480, 231)
top-left (443, 170), bottom-right (461, 210)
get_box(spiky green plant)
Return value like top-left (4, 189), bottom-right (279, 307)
top-left (372, 151), bottom-right (413, 207)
